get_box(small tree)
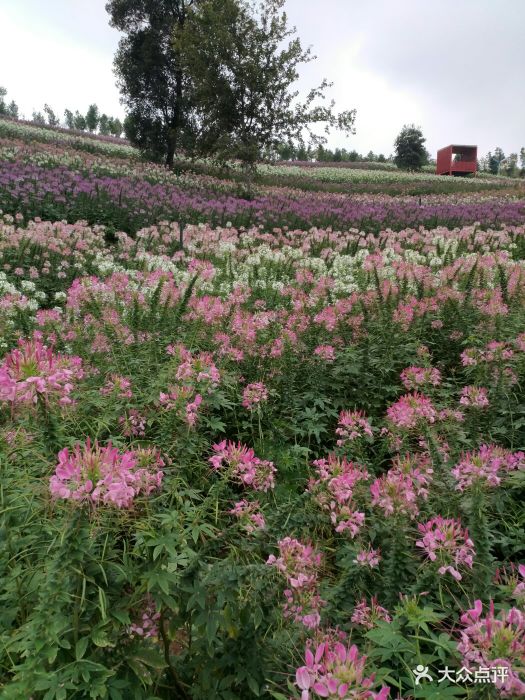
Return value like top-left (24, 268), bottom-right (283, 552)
top-left (43, 104), bottom-right (60, 127)
top-left (178, 0), bottom-right (355, 180)
top-left (393, 124), bottom-right (427, 171)
top-left (85, 104), bottom-right (100, 132)
top-left (0, 87), bottom-right (7, 115)
top-left (377, 153), bottom-right (386, 162)
top-left (520, 147), bottom-right (525, 170)
top-left (98, 114), bottom-right (111, 135)
top-left (109, 117), bottom-right (124, 138)
top-left (73, 111), bottom-right (87, 131)
top-left (32, 111), bottom-right (46, 126)
top-left (64, 109), bottom-right (75, 129)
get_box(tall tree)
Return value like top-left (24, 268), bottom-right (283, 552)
top-left (393, 124), bottom-right (428, 171)
top-left (98, 113), bottom-right (111, 135)
top-left (43, 104), bottom-right (60, 127)
top-left (73, 111), bottom-right (87, 131)
top-left (32, 111), bottom-right (46, 126)
top-left (64, 109), bottom-right (75, 129)
top-left (519, 147), bottom-right (525, 170)
top-left (107, 0), bottom-right (197, 166)
top-left (6, 101), bottom-right (19, 119)
top-left (108, 117), bottom-right (124, 137)
top-left (0, 87), bottom-right (7, 115)
top-left (85, 104), bottom-right (100, 132)
top-left (177, 0), bottom-right (355, 176)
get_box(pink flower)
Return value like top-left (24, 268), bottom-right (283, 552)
top-left (354, 547), bottom-right (381, 568)
top-left (100, 374), bottom-right (133, 400)
top-left (459, 386), bottom-right (489, 408)
top-left (457, 601), bottom-right (525, 696)
top-left (228, 499), bottom-right (266, 533)
top-left (335, 410), bottom-right (373, 445)
top-left (119, 409), bottom-right (147, 437)
top-left (267, 538), bottom-right (325, 629)
top-left (451, 444), bottom-right (525, 491)
top-left (386, 392), bottom-right (437, 430)
top-left (128, 596), bottom-right (161, 640)
top-left (242, 382), bottom-right (268, 410)
top-left (308, 455), bottom-right (368, 537)
top-left (49, 439), bottom-right (163, 508)
top-left (370, 468), bottom-right (421, 518)
top-left (351, 597), bottom-right (391, 629)
top-left (416, 516), bottom-right (475, 581)
top-left (294, 638), bottom-right (390, 699)
top-left (0, 337), bottom-right (83, 408)
top-left (400, 366), bottom-right (441, 391)
top-left (314, 345), bottom-right (336, 362)
top-left (210, 440), bottom-right (276, 491)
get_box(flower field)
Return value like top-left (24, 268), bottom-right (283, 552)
top-left (1, 122), bottom-right (525, 699)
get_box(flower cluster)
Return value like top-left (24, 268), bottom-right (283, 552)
top-left (451, 444), bottom-right (525, 491)
top-left (242, 382), bottom-right (268, 410)
top-left (386, 392), bottom-right (437, 430)
top-left (128, 597), bottom-right (161, 640)
top-left (210, 440), bottom-right (276, 491)
top-left (458, 600), bottom-right (525, 696)
top-left (228, 499), bottom-right (266, 533)
top-left (335, 410), bottom-right (373, 445)
top-left (351, 597), bottom-right (391, 629)
top-left (400, 366), bottom-right (441, 391)
top-left (308, 455), bottom-right (369, 537)
top-left (354, 547), bottom-right (381, 569)
top-left (119, 409), bottom-right (147, 437)
top-left (0, 337), bottom-right (83, 407)
top-left (100, 374), bottom-right (133, 399)
top-left (295, 640), bottom-right (390, 700)
top-left (459, 385), bottom-right (489, 409)
top-left (370, 468), bottom-right (422, 519)
top-left (267, 538), bottom-right (325, 629)
top-left (416, 516), bottom-right (475, 581)
top-left (49, 439), bottom-right (164, 507)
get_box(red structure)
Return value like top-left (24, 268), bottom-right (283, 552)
top-left (436, 145), bottom-right (477, 176)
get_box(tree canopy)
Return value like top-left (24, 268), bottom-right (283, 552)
top-left (393, 124), bottom-right (428, 171)
top-left (177, 0), bottom-right (356, 172)
top-left (107, 0), bottom-right (355, 170)
top-left (107, 0), bottom-right (197, 165)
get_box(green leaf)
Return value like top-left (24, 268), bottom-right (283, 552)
top-left (76, 636), bottom-right (89, 660)
top-left (132, 647), bottom-right (167, 669)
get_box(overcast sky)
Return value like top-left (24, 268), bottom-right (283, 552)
top-left (1, 0), bottom-right (523, 158)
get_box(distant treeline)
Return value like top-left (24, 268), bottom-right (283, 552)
top-left (0, 88), bottom-right (124, 139)
top-left (478, 148), bottom-right (525, 178)
top-left (275, 142), bottom-right (391, 163)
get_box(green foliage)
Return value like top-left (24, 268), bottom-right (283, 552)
top-left (107, 0), bottom-right (197, 166)
top-left (394, 124), bottom-right (428, 171)
top-left (86, 104), bottom-right (101, 133)
top-left (178, 0), bottom-right (356, 175)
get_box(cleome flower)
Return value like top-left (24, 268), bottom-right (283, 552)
top-left (451, 444), bottom-right (525, 492)
top-left (0, 336), bottom-right (83, 407)
top-left (228, 499), bottom-right (266, 533)
top-left (457, 600), bottom-right (525, 697)
top-left (400, 366), bottom-right (441, 391)
top-left (295, 639), bottom-right (390, 699)
top-left (49, 439), bottom-right (164, 508)
top-left (386, 392), bottom-right (437, 430)
top-left (267, 537), bottom-right (325, 629)
top-left (210, 440), bottom-right (276, 491)
top-left (415, 516), bottom-right (475, 581)
top-left (242, 381), bottom-right (268, 410)
top-left (336, 410), bottom-right (373, 445)
top-left (308, 455), bottom-right (368, 537)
